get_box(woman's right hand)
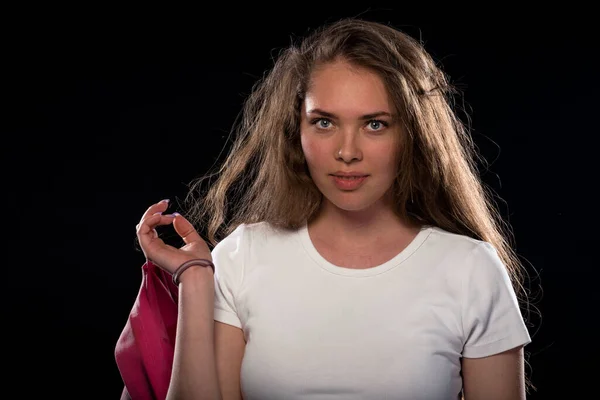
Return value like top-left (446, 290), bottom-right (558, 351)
top-left (135, 199), bottom-right (212, 275)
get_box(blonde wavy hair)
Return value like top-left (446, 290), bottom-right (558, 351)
top-left (183, 17), bottom-right (533, 392)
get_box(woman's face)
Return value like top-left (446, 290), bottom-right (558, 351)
top-left (300, 60), bottom-right (401, 213)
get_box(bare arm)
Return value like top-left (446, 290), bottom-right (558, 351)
top-left (135, 201), bottom-right (244, 399)
top-left (167, 267), bottom-right (222, 400)
top-left (215, 321), bottom-right (245, 399)
top-left (461, 345), bottom-right (526, 400)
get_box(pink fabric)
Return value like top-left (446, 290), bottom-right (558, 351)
top-left (115, 261), bottom-right (178, 400)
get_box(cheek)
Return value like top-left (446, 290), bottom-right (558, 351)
top-left (300, 135), bottom-right (322, 165)
top-left (372, 143), bottom-right (400, 175)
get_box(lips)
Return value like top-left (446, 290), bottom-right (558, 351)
top-left (331, 172), bottom-right (369, 177)
top-left (331, 175), bottom-right (369, 190)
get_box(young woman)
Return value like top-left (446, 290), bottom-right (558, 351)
top-left (135, 18), bottom-right (532, 400)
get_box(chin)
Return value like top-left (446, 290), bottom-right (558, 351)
top-left (314, 180), bottom-right (391, 213)
top-left (324, 194), bottom-right (380, 213)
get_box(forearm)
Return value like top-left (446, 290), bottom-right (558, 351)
top-left (167, 267), bottom-right (222, 400)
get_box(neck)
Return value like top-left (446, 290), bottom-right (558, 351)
top-left (308, 196), bottom-right (419, 248)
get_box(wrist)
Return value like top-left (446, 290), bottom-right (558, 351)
top-left (177, 264), bottom-right (214, 286)
top-left (173, 258), bottom-right (215, 286)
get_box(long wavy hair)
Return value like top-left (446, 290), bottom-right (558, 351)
top-left (183, 17), bottom-right (534, 392)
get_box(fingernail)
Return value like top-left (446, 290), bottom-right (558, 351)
top-left (160, 199), bottom-right (170, 204)
top-left (172, 212), bottom-right (181, 217)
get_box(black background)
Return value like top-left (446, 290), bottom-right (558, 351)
top-left (6, 5), bottom-right (596, 399)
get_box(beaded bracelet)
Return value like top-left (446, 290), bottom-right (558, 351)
top-left (172, 259), bottom-right (215, 286)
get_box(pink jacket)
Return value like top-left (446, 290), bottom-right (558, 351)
top-left (115, 261), bottom-right (178, 400)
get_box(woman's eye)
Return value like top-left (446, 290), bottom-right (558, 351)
top-left (318, 119), bottom-right (331, 128)
top-left (368, 120), bottom-right (388, 131)
top-left (369, 121), bottom-right (381, 130)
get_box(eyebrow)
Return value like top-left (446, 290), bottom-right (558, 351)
top-left (306, 108), bottom-right (394, 120)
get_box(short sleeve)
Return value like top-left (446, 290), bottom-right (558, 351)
top-left (461, 242), bottom-right (531, 358)
top-left (211, 224), bottom-right (247, 329)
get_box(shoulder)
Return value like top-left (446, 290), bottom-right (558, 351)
top-left (212, 221), bottom-right (296, 257)
top-left (210, 221), bottom-right (300, 285)
top-left (427, 225), bottom-right (488, 249)
top-left (425, 226), bottom-right (497, 262)
top-left (433, 229), bottom-right (525, 334)
top-left (422, 226), bottom-right (510, 285)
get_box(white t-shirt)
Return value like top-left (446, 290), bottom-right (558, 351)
top-left (212, 222), bottom-right (531, 400)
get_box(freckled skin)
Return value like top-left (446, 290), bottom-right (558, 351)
top-left (300, 60), bottom-right (401, 213)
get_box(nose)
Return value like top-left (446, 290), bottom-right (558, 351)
top-left (335, 130), bottom-right (363, 163)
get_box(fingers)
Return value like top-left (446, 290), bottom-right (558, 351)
top-left (134, 200), bottom-right (208, 272)
top-left (137, 212), bottom-right (175, 235)
top-left (172, 213), bottom-right (202, 244)
top-left (136, 198), bottom-right (202, 248)
top-left (136, 212), bottom-right (176, 247)
top-left (139, 199), bottom-right (171, 225)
